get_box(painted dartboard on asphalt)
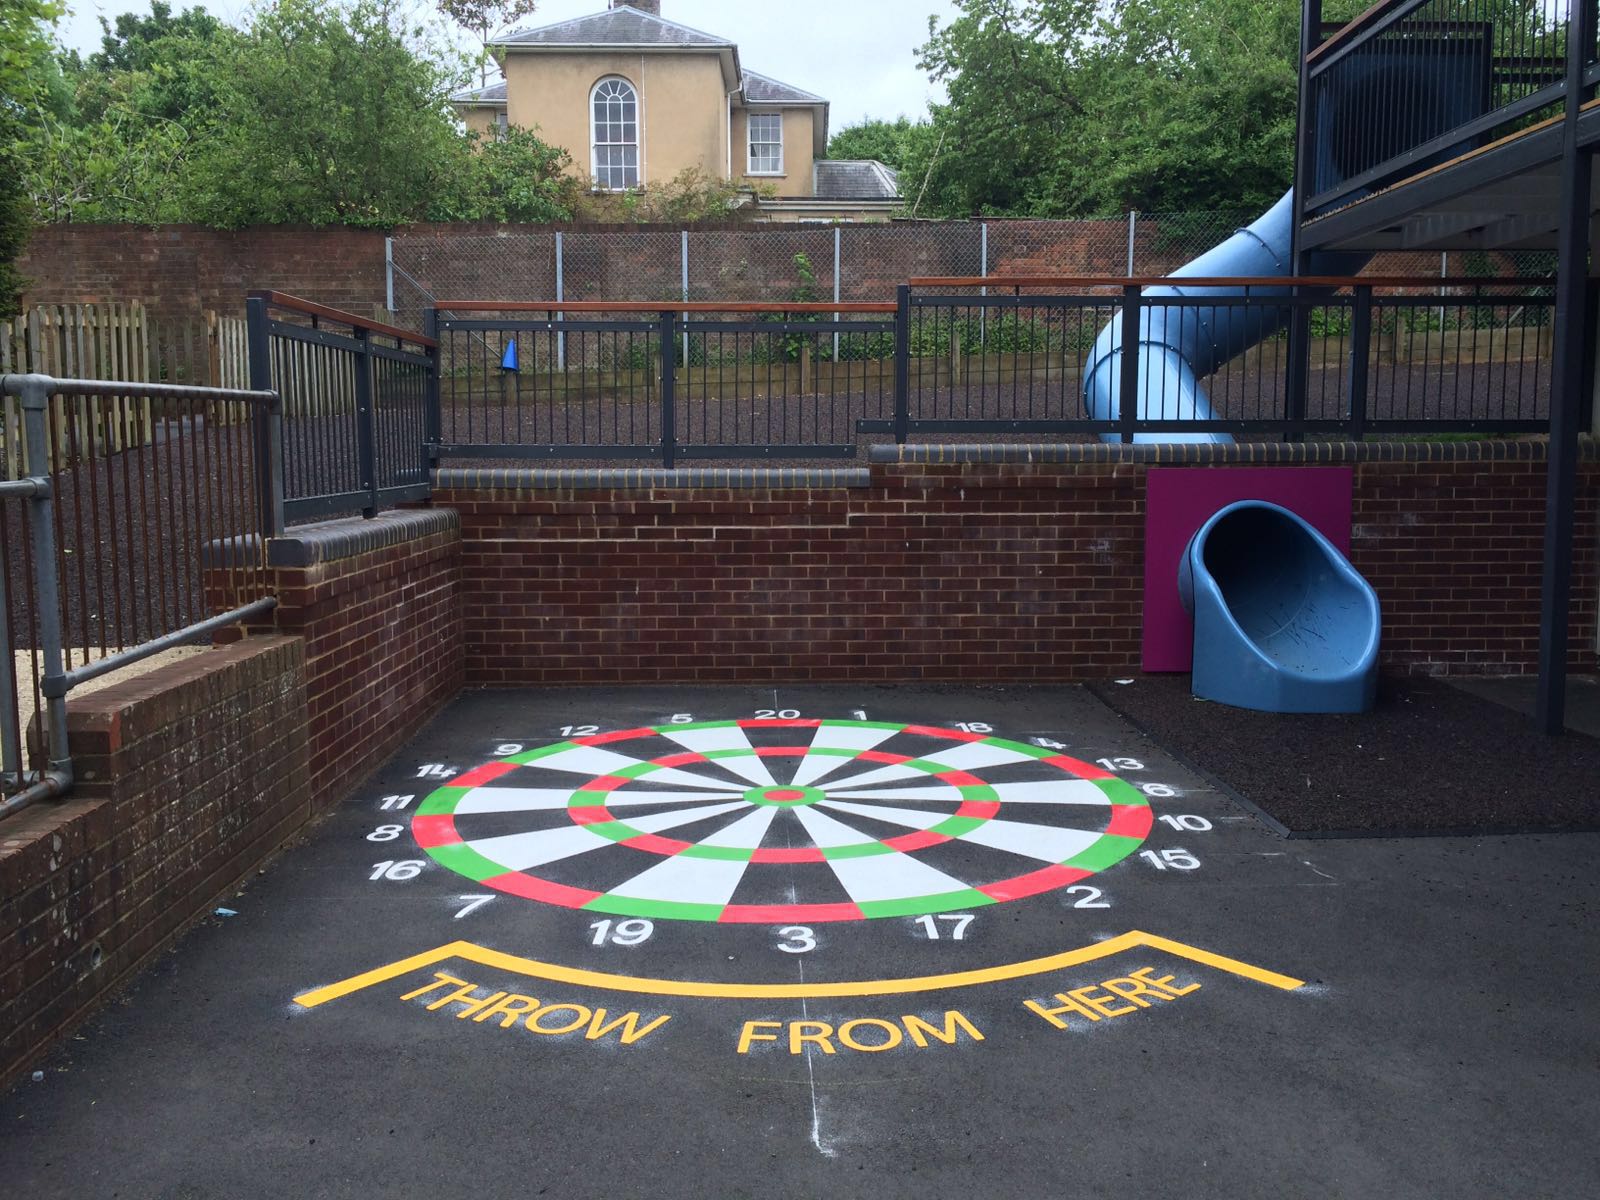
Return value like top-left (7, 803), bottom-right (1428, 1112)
top-left (412, 719), bottom-right (1153, 923)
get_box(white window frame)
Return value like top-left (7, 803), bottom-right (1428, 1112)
top-left (590, 76), bottom-right (640, 191)
top-left (747, 111), bottom-right (784, 176)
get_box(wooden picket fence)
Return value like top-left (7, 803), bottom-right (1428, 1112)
top-left (1, 302), bottom-right (249, 475)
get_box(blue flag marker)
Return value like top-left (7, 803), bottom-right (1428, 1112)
top-left (501, 339), bottom-right (519, 371)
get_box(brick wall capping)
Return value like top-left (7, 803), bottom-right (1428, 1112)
top-left (63, 636), bottom-right (302, 741)
top-left (434, 466), bottom-right (872, 491)
top-left (869, 437), bottom-right (1590, 466)
top-left (267, 508), bottom-right (460, 567)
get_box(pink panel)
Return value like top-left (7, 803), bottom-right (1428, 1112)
top-left (1143, 467), bottom-right (1354, 672)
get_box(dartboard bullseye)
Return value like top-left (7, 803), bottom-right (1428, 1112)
top-left (412, 720), bottom-right (1153, 922)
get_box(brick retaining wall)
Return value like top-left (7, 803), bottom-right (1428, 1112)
top-left (0, 637), bottom-right (309, 1086)
top-left (221, 509), bottom-right (465, 809)
top-left (436, 441), bottom-right (1598, 686)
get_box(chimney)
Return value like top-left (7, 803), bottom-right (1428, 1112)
top-left (610, 0), bottom-right (661, 14)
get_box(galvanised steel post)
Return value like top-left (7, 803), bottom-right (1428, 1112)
top-left (555, 231), bottom-right (566, 371)
top-left (0, 484), bottom-right (22, 785)
top-left (1347, 285), bottom-right (1372, 442)
top-left (18, 377), bottom-right (70, 781)
top-left (1536, 0), bottom-right (1598, 734)
top-left (245, 296), bottom-right (284, 537)
top-left (1284, 0), bottom-right (1323, 444)
top-left (893, 285), bottom-right (910, 444)
top-left (353, 326), bottom-right (378, 517)
top-left (660, 310), bottom-right (677, 470)
top-left (1118, 285), bottom-right (1141, 443)
top-left (422, 307), bottom-right (441, 469)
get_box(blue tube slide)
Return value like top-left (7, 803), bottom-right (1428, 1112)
top-left (1177, 501), bottom-right (1380, 713)
top-left (1081, 189), bottom-right (1367, 443)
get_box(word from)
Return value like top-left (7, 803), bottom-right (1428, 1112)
top-left (1024, 966), bottom-right (1199, 1028)
top-left (737, 1011), bottom-right (983, 1055)
top-left (400, 972), bottom-right (671, 1046)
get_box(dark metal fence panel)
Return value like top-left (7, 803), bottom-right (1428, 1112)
top-left (904, 289), bottom-right (1123, 436)
top-left (902, 277), bottom-right (1554, 438)
top-left (434, 303), bottom-right (897, 464)
top-left (1303, 0), bottom-right (1571, 218)
top-left (0, 374), bottom-right (277, 817)
top-left (247, 292), bottom-right (434, 524)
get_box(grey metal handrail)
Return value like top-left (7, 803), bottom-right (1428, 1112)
top-left (0, 373), bottom-right (281, 820)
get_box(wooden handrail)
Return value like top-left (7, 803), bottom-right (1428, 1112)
top-left (907, 275), bottom-right (1554, 289)
top-left (1306, 0), bottom-right (1423, 66)
top-left (249, 290), bottom-right (437, 348)
top-left (435, 301), bottom-right (899, 314)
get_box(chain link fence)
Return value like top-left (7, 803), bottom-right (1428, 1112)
top-left (389, 216), bottom-right (1558, 329)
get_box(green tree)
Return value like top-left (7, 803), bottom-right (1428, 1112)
top-left (908, 0), bottom-right (1370, 218)
top-left (0, 0), bottom-right (61, 315)
top-left (436, 0), bottom-right (537, 84)
top-left (826, 117), bottom-right (920, 168)
top-left (181, 0), bottom-right (473, 226)
top-left (428, 125), bottom-right (576, 223)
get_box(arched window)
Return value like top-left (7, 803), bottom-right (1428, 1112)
top-left (591, 77), bottom-right (639, 190)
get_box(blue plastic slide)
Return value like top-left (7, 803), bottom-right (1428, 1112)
top-left (1177, 501), bottom-right (1380, 713)
top-left (1081, 190), bottom-right (1366, 443)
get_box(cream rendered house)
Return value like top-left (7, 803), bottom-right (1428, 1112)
top-left (450, 0), bottom-right (900, 222)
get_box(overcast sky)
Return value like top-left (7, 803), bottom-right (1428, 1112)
top-left (52, 0), bottom-right (962, 128)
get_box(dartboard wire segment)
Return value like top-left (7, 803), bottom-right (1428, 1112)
top-left (413, 720), bottom-right (1153, 923)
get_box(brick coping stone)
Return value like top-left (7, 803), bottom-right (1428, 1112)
top-left (265, 508), bottom-right (459, 567)
top-left (869, 437), bottom-right (1595, 465)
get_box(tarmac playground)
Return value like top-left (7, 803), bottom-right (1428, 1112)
top-left (2, 682), bottom-right (1596, 1199)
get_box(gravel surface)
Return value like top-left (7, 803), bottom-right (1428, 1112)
top-left (1088, 674), bottom-right (1600, 836)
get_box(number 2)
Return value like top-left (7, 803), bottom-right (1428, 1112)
top-left (1065, 885), bottom-right (1109, 908)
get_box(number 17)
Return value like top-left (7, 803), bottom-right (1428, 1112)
top-left (915, 913), bottom-right (974, 940)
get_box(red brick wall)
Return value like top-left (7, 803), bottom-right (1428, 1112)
top-left (17, 220), bottom-right (1465, 324)
top-left (226, 511), bottom-right (465, 808)
top-left (438, 448), bottom-right (1597, 686)
top-left (0, 637), bottom-right (310, 1087)
top-left (1348, 456), bottom-right (1595, 673)
top-left (16, 225), bottom-right (387, 321)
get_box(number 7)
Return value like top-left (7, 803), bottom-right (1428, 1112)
top-left (454, 894), bottom-right (494, 919)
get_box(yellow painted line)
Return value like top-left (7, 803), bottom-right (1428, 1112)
top-left (292, 931), bottom-right (1304, 1009)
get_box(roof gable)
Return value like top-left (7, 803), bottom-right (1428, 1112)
top-left (742, 70), bottom-right (827, 106)
top-left (493, 8), bottom-right (733, 48)
top-left (814, 160), bottom-right (901, 201)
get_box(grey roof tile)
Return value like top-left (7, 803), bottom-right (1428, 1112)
top-left (743, 70), bottom-right (827, 105)
top-left (814, 160), bottom-right (901, 200)
top-left (494, 8), bottom-right (732, 48)
top-left (450, 79), bottom-right (507, 104)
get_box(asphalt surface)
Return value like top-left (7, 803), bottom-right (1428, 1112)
top-left (3, 684), bottom-right (1596, 1199)
top-left (1091, 675), bottom-right (1600, 836)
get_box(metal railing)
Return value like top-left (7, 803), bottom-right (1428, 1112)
top-left (429, 277), bottom-right (1558, 459)
top-left (247, 292), bottom-right (435, 526)
top-left (434, 301), bottom-right (898, 467)
top-left (906, 276), bottom-right (1558, 439)
top-left (1, 374), bottom-right (279, 818)
top-left (1299, 0), bottom-right (1576, 219)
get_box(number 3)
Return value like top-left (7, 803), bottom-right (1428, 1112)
top-left (776, 926), bottom-right (816, 953)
